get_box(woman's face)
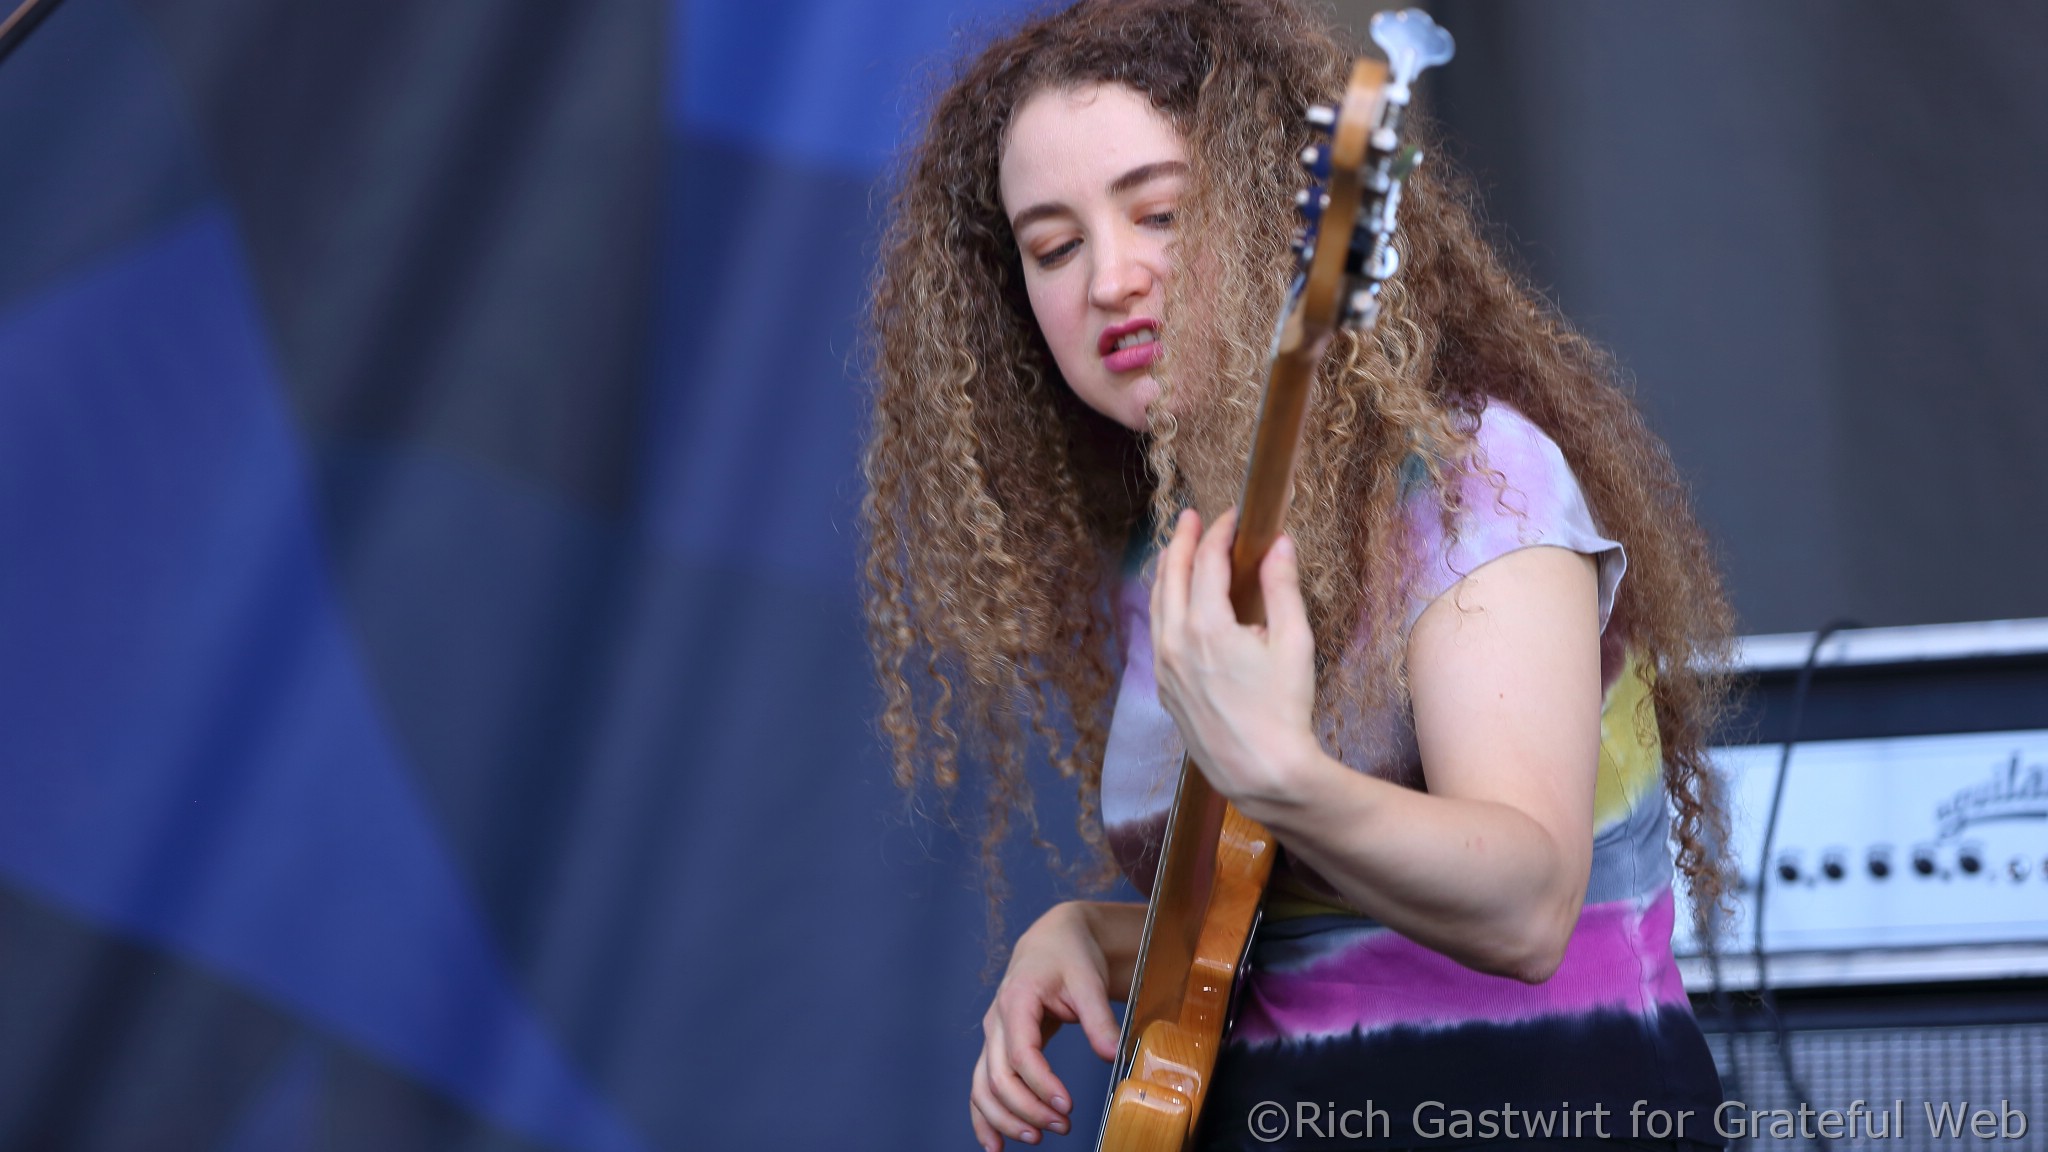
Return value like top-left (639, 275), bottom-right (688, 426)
top-left (999, 83), bottom-right (1187, 431)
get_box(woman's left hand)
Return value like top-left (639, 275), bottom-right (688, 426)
top-left (1149, 507), bottom-right (1322, 808)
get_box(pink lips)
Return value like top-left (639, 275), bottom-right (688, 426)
top-left (1099, 318), bottom-right (1161, 374)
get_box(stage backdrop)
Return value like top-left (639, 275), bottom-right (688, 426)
top-left (1, 1), bottom-right (2044, 1151)
top-left (1430, 0), bottom-right (2048, 635)
top-left (0, 0), bottom-right (1105, 1148)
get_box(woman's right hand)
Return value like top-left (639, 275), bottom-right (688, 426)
top-left (970, 900), bottom-right (1134, 1151)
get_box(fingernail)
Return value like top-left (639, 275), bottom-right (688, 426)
top-left (1051, 1095), bottom-right (1070, 1113)
top-left (1019, 1128), bottom-right (1039, 1144)
top-left (1050, 1119), bottom-right (1069, 1135)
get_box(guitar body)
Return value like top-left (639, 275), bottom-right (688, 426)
top-left (1094, 13), bottom-right (1455, 1149)
top-left (1099, 799), bottom-right (1272, 1151)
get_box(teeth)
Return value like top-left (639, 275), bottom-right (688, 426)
top-left (1114, 329), bottom-right (1157, 351)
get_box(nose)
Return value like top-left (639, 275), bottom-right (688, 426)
top-left (1089, 229), bottom-right (1157, 311)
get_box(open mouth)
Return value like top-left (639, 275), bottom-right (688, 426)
top-left (1099, 319), bottom-right (1161, 372)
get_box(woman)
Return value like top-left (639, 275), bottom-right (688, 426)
top-left (862, 2), bottom-right (1734, 1149)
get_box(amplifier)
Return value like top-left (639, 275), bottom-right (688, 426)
top-left (1674, 618), bottom-right (2048, 991)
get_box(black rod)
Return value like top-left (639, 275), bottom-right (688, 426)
top-left (0, 0), bottom-right (67, 72)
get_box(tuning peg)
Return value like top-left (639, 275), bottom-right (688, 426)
top-left (1305, 103), bottom-right (1338, 130)
top-left (1298, 144), bottom-right (1323, 170)
top-left (1370, 243), bottom-right (1400, 279)
top-left (1344, 288), bottom-right (1380, 330)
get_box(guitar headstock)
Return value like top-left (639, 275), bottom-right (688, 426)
top-left (1284, 9), bottom-right (1454, 345)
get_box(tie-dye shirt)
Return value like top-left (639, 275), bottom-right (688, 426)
top-left (1101, 401), bottom-right (1723, 1150)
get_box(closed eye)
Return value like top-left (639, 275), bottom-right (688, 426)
top-left (1033, 238), bottom-right (1081, 269)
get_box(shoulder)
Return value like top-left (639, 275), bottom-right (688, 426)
top-left (1455, 402), bottom-right (1590, 526)
top-left (1403, 400), bottom-right (1627, 633)
top-left (1470, 401), bottom-right (1566, 471)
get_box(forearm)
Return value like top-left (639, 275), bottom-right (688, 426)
top-left (1236, 745), bottom-right (1587, 983)
top-left (1069, 899), bottom-right (1147, 1001)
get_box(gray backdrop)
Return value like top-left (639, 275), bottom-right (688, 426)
top-left (1424, 0), bottom-right (2048, 633)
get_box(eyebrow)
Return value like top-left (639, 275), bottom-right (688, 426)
top-left (1008, 160), bottom-right (1190, 233)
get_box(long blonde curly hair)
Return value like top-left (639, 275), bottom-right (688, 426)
top-left (861, 0), bottom-right (1736, 931)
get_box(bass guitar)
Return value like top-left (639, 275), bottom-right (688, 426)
top-left (1094, 11), bottom-right (1454, 1150)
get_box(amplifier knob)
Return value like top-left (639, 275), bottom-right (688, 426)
top-left (1959, 845), bottom-right (1984, 875)
top-left (1867, 848), bottom-right (1892, 879)
top-left (2010, 856), bottom-right (2031, 882)
top-left (1776, 856), bottom-right (1801, 884)
top-left (1821, 852), bottom-right (1846, 881)
top-left (1912, 847), bottom-right (1937, 877)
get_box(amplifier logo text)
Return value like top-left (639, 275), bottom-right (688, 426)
top-left (1934, 752), bottom-right (2048, 839)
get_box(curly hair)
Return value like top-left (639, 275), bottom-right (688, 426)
top-left (861, 0), bottom-right (1736, 936)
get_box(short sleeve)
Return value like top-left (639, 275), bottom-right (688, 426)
top-left (1402, 401), bottom-right (1626, 634)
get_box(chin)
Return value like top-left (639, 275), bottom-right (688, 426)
top-left (1068, 373), bottom-right (1160, 433)
top-left (1123, 376), bottom-right (1162, 432)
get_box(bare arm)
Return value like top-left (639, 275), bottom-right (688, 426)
top-left (1073, 898), bottom-right (1147, 1001)
top-left (969, 898), bottom-right (1146, 1151)
top-left (1150, 508), bottom-right (1601, 982)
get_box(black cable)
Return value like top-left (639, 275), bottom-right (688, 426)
top-left (1702, 868), bottom-right (1747, 1144)
top-left (1695, 689), bottom-right (1746, 1134)
top-left (0, 0), bottom-right (67, 71)
top-left (1749, 618), bottom-right (1859, 1152)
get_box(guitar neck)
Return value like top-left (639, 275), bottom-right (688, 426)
top-left (1227, 346), bottom-right (1321, 628)
top-left (1227, 53), bottom-right (1384, 628)
top-left (1096, 16), bottom-right (1454, 1143)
